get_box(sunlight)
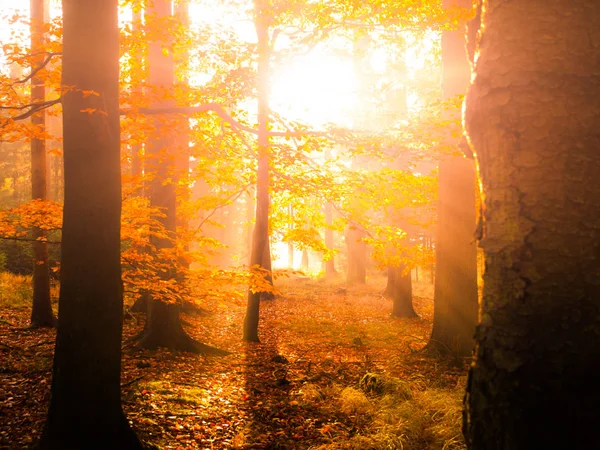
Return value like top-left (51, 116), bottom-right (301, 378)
top-left (270, 52), bottom-right (358, 128)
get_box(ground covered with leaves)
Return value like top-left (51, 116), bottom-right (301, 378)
top-left (0, 273), bottom-right (468, 449)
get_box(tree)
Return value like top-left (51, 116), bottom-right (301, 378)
top-left (390, 264), bottom-right (418, 318)
top-left (29, 0), bottom-right (55, 328)
top-left (463, 1), bottom-right (600, 448)
top-left (133, 0), bottom-right (224, 354)
top-left (40, 0), bottom-right (142, 447)
top-left (427, 0), bottom-right (478, 357)
top-left (243, 0), bottom-right (274, 342)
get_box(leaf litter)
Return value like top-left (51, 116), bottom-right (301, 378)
top-left (0, 275), bottom-right (467, 449)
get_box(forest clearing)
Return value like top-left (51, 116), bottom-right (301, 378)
top-left (1, 273), bottom-right (467, 449)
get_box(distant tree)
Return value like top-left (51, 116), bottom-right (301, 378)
top-left (390, 264), bottom-right (418, 318)
top-left (39, 0), bottom-right (142, 447)
top-left (463, 1), bottom-right (600, 448)
top-left (29, 0), bottom-right (55, 328)
top-left (427, 0), bottom-right (478, 357)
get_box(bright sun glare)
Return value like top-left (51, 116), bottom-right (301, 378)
top-left (270, 52), bottom-right (358, 129)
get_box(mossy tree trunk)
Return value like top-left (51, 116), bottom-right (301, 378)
top-left (39, 1), bottom-right (141, 447)
top-left (463, 1), bottom-right (600, 448)
top-left (29, 0), bottom-right (55, 328)
top-left (427, 0), bottom-right (478, 357)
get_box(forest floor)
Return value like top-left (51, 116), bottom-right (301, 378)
top-left (0, 272), bottom-right (468, 449)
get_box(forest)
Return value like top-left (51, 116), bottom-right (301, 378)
top-left (0, 0), bottom-right (598, 449)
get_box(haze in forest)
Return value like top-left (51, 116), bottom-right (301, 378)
top-left (1, 1), bottom-right (598, 449)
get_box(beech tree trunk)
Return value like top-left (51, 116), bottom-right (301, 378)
top-left (463, 1), bottom-right (600, 448)
top-left (390, 265), bottom-right (418, 318)
top-left (39, 1), bottom-right (141, 447)
top-left (427, 0), bottom-right (478, 357)
top-left (135, 0), bottom-right (216, 353)
top-left (29, 0), bottom-right (54, 328)
top-left (243, 0), bottom-right (273, 341)
top-left (345, 226), bottom-right (366, 284)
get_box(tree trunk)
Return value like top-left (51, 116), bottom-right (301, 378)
top-left (323, 201), bottom-right (336, 276)
top-left (346, 226), bottom-right (366, 284)
top-left (301, 249), bottom-right (309, 271)
top-left (383, 265), bottom-right (395, 296)
top-left (390, 265), bottom-right (418, 318)
top-left (39, 1), bottom-right (141, 447)
top-left (427, 0), bottom-right (478, 357)
top-left (129, 6), bottom-right (143, 188)
top-left (243, 0), bottom-right (272, 341)
top-left (134, 0), bottom-right (217, 353)
top-left (29, 0), bottom-right (54, 328)
top-left (463, 1), bottom-right (600, 448)
top-left (137, 300), bottom-right (226, 354)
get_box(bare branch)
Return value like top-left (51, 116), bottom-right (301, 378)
top-left (195, 183), bottom-right (253, 231)
top-left (12, 52), bottom-right (61, 85)
top-left (0, 97), bottom-right (62, 128)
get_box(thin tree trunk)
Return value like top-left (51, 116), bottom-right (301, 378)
top-left (243, 0), bottom-right (272, 341)
top-left (29, 0), bottom-right (54, 328)
top-left (323, 201), bottom-right (336, 276)
top-left (40, 1), bottom-right (141, 446)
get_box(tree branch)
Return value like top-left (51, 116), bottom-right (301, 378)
top-left (0, 97), bottom-right (62, 128)
top-left (0, 235), bottom-right (61, 244)
top-left (12, 52), bottom-right (62, 85)
top-left (122, 103), bottom-right (331, 137)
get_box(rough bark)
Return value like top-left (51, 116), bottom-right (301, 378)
top-left (428, 0), bottom-right (478, 357)
top-left (39, 1), bottom-right (141, 447)
top-left (243, 0), bottom-right (273, 341)
top-left (390, 265), bottom-right (418, 318)
top-left (29, 0), bottom-right (55, 328)
top-left (463, 1), bottom-right (600, 448)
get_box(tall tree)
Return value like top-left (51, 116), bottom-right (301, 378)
top-left (243, 0), bottom-right (273, 342)
top-left (427, 0), bottom-right (478, 357)
top-left (29, 0), bottom-right (55, 328)
top-left (40, 0), bottom-right (142, 447)
top-left (463, 1), bottom-right (600, 448)
top-left (135, 0), bottom-right (222, 354)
